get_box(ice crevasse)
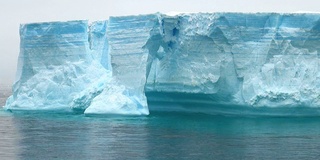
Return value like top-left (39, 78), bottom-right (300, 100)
top-left (5, 13), bottom-right (320, 115)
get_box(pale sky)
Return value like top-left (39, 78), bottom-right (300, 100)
top-left (1, 0), bottom-right (320, 85)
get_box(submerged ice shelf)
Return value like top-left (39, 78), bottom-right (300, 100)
top-left (4, 13), bottom-right (320, 115)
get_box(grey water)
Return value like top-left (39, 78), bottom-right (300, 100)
top-left (1, 88), bottom-right (320, 159)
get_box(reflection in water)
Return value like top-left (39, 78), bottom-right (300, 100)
top-left (11, 113), bottom-right (149, 159)
top-left (145, 112), bottom-right (320, 159)
top-left (0, 112), bottom-right (21, 160)
top-left (86, 117), bottom-right (148, 159)
top-left (1, 111), bottom-right (320, 159)
top-left (12, 113), bottom-right (91, 159)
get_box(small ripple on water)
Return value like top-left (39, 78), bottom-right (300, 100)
top-left (0, 111), bottom-right (319, 159)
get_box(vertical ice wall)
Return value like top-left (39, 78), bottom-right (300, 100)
top-left (4, 20), bottom-right (150, 115)
top-left (145, 14), bottom-right (242, 104)
top-left (64, 20), bottom-right (150, 115)
top-left (106, 15), bottom-right (160, 112)
top-left (5, 21), bottom-right (108, 111)
top-left (146, 13), bottom-right (320, 108)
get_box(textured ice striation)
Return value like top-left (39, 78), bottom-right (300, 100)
top-left (4, 20), bottom-right (149, 115)
top-left (5, 13), bottom-right (320, 115)
top-left (146, 13), bottom-right (320, 111)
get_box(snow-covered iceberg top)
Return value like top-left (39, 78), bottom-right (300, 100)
top-left (5, 13), bottom-right (320, 115)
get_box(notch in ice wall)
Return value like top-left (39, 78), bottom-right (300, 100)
top-left (89, 21), bottom-right (112, 70)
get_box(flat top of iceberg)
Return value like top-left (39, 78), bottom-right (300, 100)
top-left (19, 12), bottom-right (320, 26)
top-left (21, 20), bottom-right (88, 27)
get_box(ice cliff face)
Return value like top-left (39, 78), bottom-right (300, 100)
top-left (146, 13), bottom-right (320, 109)
top-left (4, 20), bottom-right (149, 115)
top-left (5, 13), bottom-right (320, 115)
top-left (5, 20), bottom-right (104, 111)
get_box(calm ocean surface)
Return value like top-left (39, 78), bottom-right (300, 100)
top-left (1, 89), bottom-right (320, 159)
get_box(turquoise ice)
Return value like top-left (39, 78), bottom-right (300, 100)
top-left (5, 13), bottom-right (320, 115)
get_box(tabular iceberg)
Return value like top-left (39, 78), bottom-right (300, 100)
top-left (4, 13), bottom-right (320, 115)
top-left (4, 20), bottom-right (149, 115)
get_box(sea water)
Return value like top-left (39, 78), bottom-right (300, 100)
top-left (1, 90), bottom-right (320, 159)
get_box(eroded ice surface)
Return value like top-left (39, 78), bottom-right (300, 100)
top-left (146, 13), bottom-right (320, 109)
top-left (4, 20), bottom-right (148, 115)
top-left (5, 13), bottom-right (320, 115)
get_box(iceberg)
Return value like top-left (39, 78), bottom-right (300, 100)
top-left (146, 13), bottom-right (320, 111)
top-left (4, 13), bottom-right (320, 115)
top-left (4, 20), bottom-right (148, 115)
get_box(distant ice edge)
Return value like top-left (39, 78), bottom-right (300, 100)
top-left (5, 13), bottom-right (320, 116)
